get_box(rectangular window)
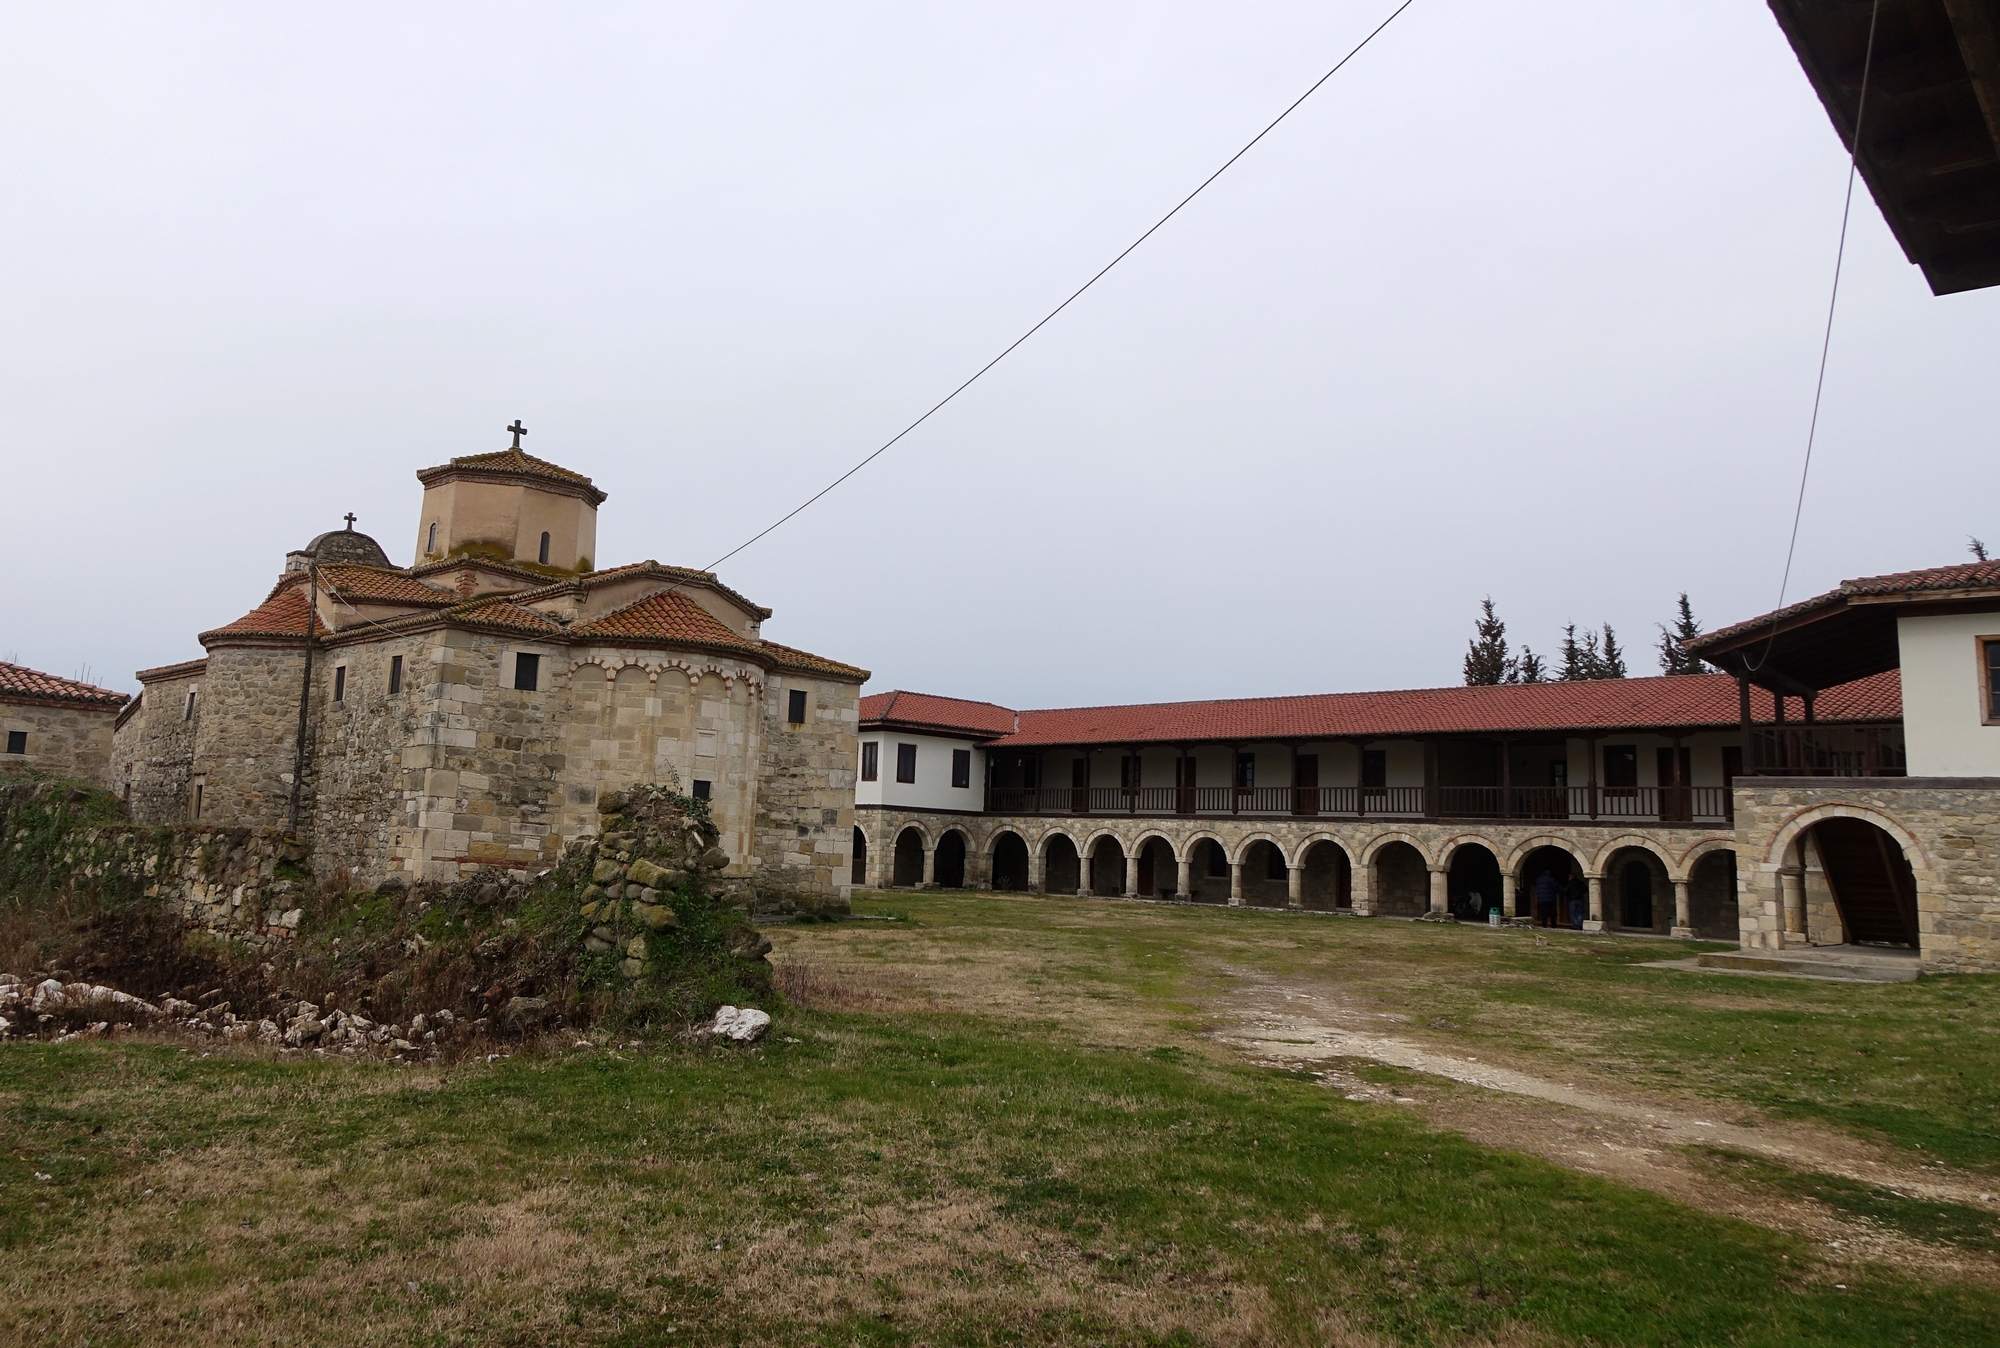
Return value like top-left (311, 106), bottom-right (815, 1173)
top-left (184, 689), bottom-right (197, 721)
top-left (5, 730), bottom-right (25, 755)
top-left (514, 652), bottom-right (540, 691)
top-left (192, 783), bottom-right (203, 819)
top-left (1603, 745), bottom-right (1639, 794)
top-left (1021, 756), bottom-right (1040, 789)
top-left (896, 743), bottom-right (918, 784)
top-left (1235, 752), bottom-right (1255, 790)
top-left (860, 741), bottom-right (879, 781)
top-left (787, 689), bottom-right (808, 725)
top-left (1984, 637), bottom-right (2000, 723)
top-left (388, 654), bottom-right (403, 695)
top-left (1361, 749), bottom-right (1387, 795)
top-left (1072, 758), bottom-right (1088, 789)
top-left (1120, 754), bottom-right (1142, 789)
top-left (692, 779), bottom-right (711, 800)
top-left (952, 748), bottom-right (971, 789)
top-left (333, 666), bottom-right (346, 702)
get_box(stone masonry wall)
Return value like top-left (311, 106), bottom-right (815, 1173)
top-left (1734, 778), bottom-right (2000, 973)
top-left (1, 700), bottom-right (121, 791)
top-left (307, 632), bottom-right (432, 887)
top-left (751, 671), bottom-right (860, 905)
top-left (191, 646), bottom-right (313, 831)
top-left (120, 667), bottom-right (203, 825)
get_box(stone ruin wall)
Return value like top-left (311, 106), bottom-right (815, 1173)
top-left (1, 700), bottom-right (120, 792)
top-left (114, 664), bottom-right (203, 823)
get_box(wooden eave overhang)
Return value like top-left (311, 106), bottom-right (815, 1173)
top-left (1768, 0), bottom-right (2000, 294)
top-left (1693, 581), bottom-right (2000, 691)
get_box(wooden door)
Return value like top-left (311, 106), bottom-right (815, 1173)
top-left (1176, 757), bottom-right (1197, 815)
top-left (1656, 747), bottom-right (1692, 822)
top-left (1293, 754), bottom-right (1319, 816)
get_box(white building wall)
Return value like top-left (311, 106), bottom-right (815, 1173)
top-left (1899, 611), bottom-right (2000, 777)
top-left (854, 730), bottom-right (986, 810)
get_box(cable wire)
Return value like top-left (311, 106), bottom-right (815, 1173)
top-left (1744, 0), bottom-right (1882, 674)
top-left (701, 0), bottom-right (1420, 572)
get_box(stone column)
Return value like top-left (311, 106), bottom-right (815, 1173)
top-left (1781, 869), bottom-right (1806, 946)
top-left (1501, 872), bottom-right (1518, 919)
top-left (1176, 856), bottom-right (1193, 901)
top-left (865, 840), bottom-right (888, 891)
top-left (1671, 880), bottom-right (1694, 939)
top-left (1351, 861), bottom-right (1374, 915)
top-left (1287, 864), bottom-right (1304, 908)
top-left (1124, 853), bottom-right (1139, 898)
top-left (1428, 867), bottom-right (1448, 915)
top-left (1078, 846), bottom-right (1093, 897)
top-left (1028, 849), bottom-right (1045, 894)
top-left (921, 845), bottom-right (936, 890)
top-left (1584, 875), bottom-right (1605, 931)
top-left (1228, 862), bottom-right (1244, 906)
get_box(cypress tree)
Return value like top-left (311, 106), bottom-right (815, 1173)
top-left (1463, 597), bottom-right (1514, 686)
top-left (1656, 593), bottom-right (1705, 674)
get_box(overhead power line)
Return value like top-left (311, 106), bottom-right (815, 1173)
top-left (702, 0), bottom-right (1420, 572)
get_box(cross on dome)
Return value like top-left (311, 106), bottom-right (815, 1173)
top-left (343, 512), bottom-right (357, 531)
top-left (508, 419), bottom-right (527, 449)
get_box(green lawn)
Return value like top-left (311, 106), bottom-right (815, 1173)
top-left (5, 892), bottom-right (2000, 1346)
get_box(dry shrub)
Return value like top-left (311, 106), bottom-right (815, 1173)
top-left (773, 956), bottom-right (927, 1011)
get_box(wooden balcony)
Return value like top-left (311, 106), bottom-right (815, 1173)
top-left (982, 784), bottom-right (1735, 825)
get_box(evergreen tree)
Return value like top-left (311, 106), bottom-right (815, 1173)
top-left (1973, 537), bottom-right (1991, 563)
top-left (1463, 597), bottom-right (1514, 686)
top-left (1656, 593), bottom-right (1705, 674)
top-left (1558, 624), bottom-right (1587, 681)
top-left (1516, 646), bottom-right (1547, 683)
top-left (1598, 624), bottom-right (1627, 679)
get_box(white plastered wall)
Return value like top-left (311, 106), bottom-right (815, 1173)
top-left (855, 730), bottom-right (985, 810)
top-left (1898, 611), bottom-right (2000, 777)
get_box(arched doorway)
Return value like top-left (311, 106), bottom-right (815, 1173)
top-left (1688, 849), bottom-right (1738, 939)
top-left (1603, 846), bottom-right (1669, 933)
top-left (1518, 845), bottom-right (1584, 926)
top-left (1087, 837), bottom-right (1126, 897)
top-left (1043, 834), bottom-right (1080, 896)
top-left (892, 828), bottom-right (926, 888)
top-left (1808, 818), bottom-right (1919, 948)
top-left (1372, 841), bottom-right (1429, 917)
top-left (851, 826), bottom-right (868, 886)
top-left (1446, 844), bottom-right (1503, 920)
top-left (990, 831), bottom-right (1030, 892)
top-left (1189, 838), bottom-right (1230, 904)
top-left (1301, 841), bottom-right (1350, 910)
top-left (1137, 837), bottom-right (1177, 897)
top-left (1242, 840), bottom-right (1289, 907)
top-left (935, 830), bottom-right (967, 889)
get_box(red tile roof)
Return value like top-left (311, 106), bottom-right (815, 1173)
top-left (418, 447), bottom-right (607, 504)
top-left (1698, 559), bottom-right (2000, 648)
top-left (444, 596), bottom-right (566, 634)
top-left (571, 589), bottom-right (751, 647)
top-left (557, 561), bottom-right (773, 621)
top-left (891, 670), bottom-right (1900, 749)
top-left (757, 639), bottom-right (869, 683)
top-left (200, 576), bottom-right (328, 644)
top-left (318, 565), bottom-right (456, 606)
top-left (861, 690), bottom-right (1019, 736)
top-left (0, 661), bottom-right (129, 710)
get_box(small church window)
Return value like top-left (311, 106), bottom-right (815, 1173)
top-left (5, 731), bottom-right (25, 755)
top-left (333, 666), bottom-right (346, 702)
top-left (860, 742), bottom-right (879, 781)
top-left (427, 522), bottom-right (438, 554)
top-left (691, 779), bottom-right (711, 800)
top-left (192, 783), bottom-right (203, 819)
top-left (184, 689), bottom-right (197, 721)
top-left (787, 689), bottom-right (808, 724)
top-left (388, 654), bottom-right (403, 695)
top-left (514, 653), bottom-right (540, 691)
top-left (539, 532), bottom-right (551, 565)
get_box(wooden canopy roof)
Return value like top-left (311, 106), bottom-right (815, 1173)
top-left (1768, 0), bottom-right (2000, 294)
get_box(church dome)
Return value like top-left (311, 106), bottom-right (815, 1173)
top-left (285, 524), bottom-right (393, 573)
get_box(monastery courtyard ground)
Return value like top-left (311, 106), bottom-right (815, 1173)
top-left (7, 897), bottom-right (2000, 1345)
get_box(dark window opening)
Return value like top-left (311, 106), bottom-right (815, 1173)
top-left (184, 690), bottom-right (197, 721)
top-left (333, 666), bottom-right (346, 702)
top-left (1120, 754), bottom-right (1142, 789)
top-left (1206, 841), bottom-right (1229, 877)
top-left (951, 748), bottom-right (971, 789)
top-left (860, 741), bottom-right (879, 781)
top-left (787, 689), bottom-right (808, 724)
top-left (192, 783), bottom-right (203, 819)
top-left (1072, 758), bottom-right (1088, 789)
top-left (1603, 745), bottom-right (1639, 794)
top-left (1235, 752), bottom-right (1255, 790)
top-left (692, 779), bottom-right (711, 800)
top-left (1266, 845), bottom-right (1287, 881)
top-left (896, 743), bottom-right (917, 784)
top-left (538, 531), bottom-right (551, 566)
top-left (5, 731), bottom-right (25, 755)
top-left (427, 522), bottom-right (437, 553)
top-left (1021, 756), bottom-right (1040, 789)
top-left (514, 653), bottom-right (541, 691)
top-left (388, 654), bottom-right (403, 695)
top-left (1985, 638), bottom-right (2000, 721)
top-left (1361, 749), bottom-right (1386, 790)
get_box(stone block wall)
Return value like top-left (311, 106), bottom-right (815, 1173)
top-left (308, 632), bottom-right (431, 887)
top-left (115, 664), bottom-right (204, 823)
top-left (1, 700), bottom-right (121, 791)
top-left (191, 645), bottom-right (312, 830)
top-left (1734, 777), bottom-right (2000, 972)
top-left (751, 671), bottom-right (859, 903)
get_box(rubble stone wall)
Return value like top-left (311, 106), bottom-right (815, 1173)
top-left (115, 665), bottom-right (204, 823)
top-left (190, 646), bottom-right (313, 831)
top-left (1, 700), bottom-right (121, 791)
top-left (751, 671), bottom-right (860, 906)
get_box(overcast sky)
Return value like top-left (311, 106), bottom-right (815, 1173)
top-left (3, 2), bottom-right (1994, 707)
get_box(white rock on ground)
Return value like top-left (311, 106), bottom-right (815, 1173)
top-left (708, 1005), bottom-right (771, 1043)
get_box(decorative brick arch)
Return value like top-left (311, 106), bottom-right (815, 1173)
top-left (982, 825), bottom-right (1030, 861)
top-left (1230, 830), bottom-right (1289, 865)
top-left (892, 820), bottom-right (933, 851)
top-left (1503, 835), bottom-right (1593, 878)
top-left (1288, 832), bottom-right (1353, 868)
top-left (1763, 802), bottom-right (1932, 874)
top-left (1130, 828), bottom-right (1180, 859)
top-left (1176, 829), bottom-right (1230, 864)
top-left (1436, 833), bottom-right (1507, 870)
top-left (1675, 836), bottom-right (1740, 877)
top-left (1588, 833), bottom-right (1678, 881)
top-left (1031, 825), bottom-right (1083, 857)
top-left (1081, 826), bottom-right (1133, 857)
top-left (1358, 831), bottom-right (1435, 870)
top-left (567, 657), bottom-right (617, 685)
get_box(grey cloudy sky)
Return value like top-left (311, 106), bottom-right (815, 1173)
top-left (3, 1), bottom-right (1994, 707)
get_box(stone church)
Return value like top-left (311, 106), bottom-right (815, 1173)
top-left (112, 434), bottom-right (866, 901)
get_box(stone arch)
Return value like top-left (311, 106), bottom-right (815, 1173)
top-left (1187, 835), bottom-right (1232, 904)
top-left (1081, 826), bottom-right (1133, 858)
top-left (1084, 833), bottom-right (1128, 897)
top-left (1686, 847), bottom-right (1739, 940)
top-left (1358, 831), bottom-right (1436, 871)
top-left (1763, 802), bottom-right (1931, 875)
top-left (1444, 840), bottom-right (1505, 921)
top-left (1229, 830), bottom-right (1287, 866)
top-left (1040, 830), bottom-right (1082, 896)
top-left (1240, 838), bottom-right (1291, 907)
top-left (1601, 843), bottom-right (1671, 934)
top-left (1776, 809), bottom-right (1924, 949)
top-left (1132, 831), bottom-right (1180, 898)
top-left (1298, 838), bottom-right (1352, 911)
top-left (1436, 833), bottom-right (1507, 869)
top-left (1588, 833), bottom-right (1678, 882)
top-left (1675, 836), bottom-right (1740, 877)
top-left (988, 829), bottom-right (1031, 892)
top-left (851, 824), bottom-right (868, 886)
top-left (1517, 842), bottom-right (1588, 924)
top-left (1176, 829), bottom-right (1228, 864)
top-left (1503, 834), bottom-right (1592, 879)
top-left (934, 828), bottom-right (969, 889)
top-left (1368, 836), bottom-right (1432, 917)
top-left (892, 826), bottom-right (927, 888)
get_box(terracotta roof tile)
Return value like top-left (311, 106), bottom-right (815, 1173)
top-left (967, 671), bottom-right (1900, 748)
top-left (445, 447), bottom-right (593, 484)
top-left (861, 690), bottom-right (1018, 735)
top-left (201, 577), bottom-right (327, 643)
top-left (444, 596), bottom-right (567, 634)
top-left (1698, 559), bottom-right (2000, 648)
top-left (0, 661), bottom-right (129, 710)
top-left (570, 590), bottom-right (751, 647)
top-left (318, 565), bottom-right (456, 606)
top-left (758, 639), bottom-right (869, 683)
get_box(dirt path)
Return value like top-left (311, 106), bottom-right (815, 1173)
top-left (1210, 969), bottom-right (2000, 1279)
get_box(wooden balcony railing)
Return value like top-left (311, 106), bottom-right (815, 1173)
top-left (982, 784), bottom-right (1732, 823)
top-left (1746, 725), bottom-right (1906, 777)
